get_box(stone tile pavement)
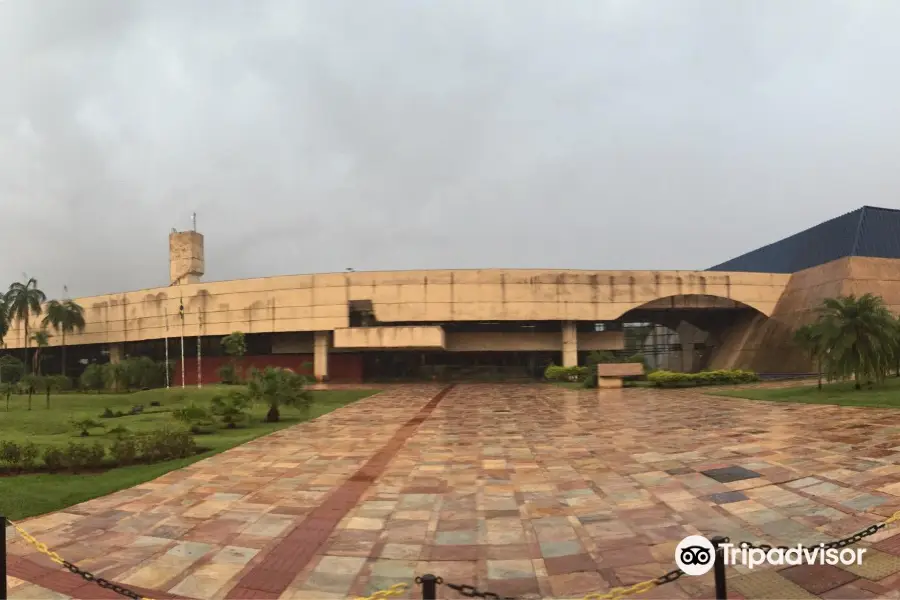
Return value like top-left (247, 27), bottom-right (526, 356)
top-left (8, 383), bottom-right (900, 599)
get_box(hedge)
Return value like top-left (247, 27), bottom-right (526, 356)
top-left (0, 429), bottom-right (199, 474)
top-left (544, 364), bottom-right (589, 382)
top-left (647, 369), bottom-right (759, 388)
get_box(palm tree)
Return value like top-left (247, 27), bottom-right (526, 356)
top-left (247, 367), bottom-right (311, 422)
top-left (5, 278), bottom-right (46, 372)
top-left (794, 323), bottom-right (826, 390)
top-left (31, 329), bottom-right (50, 376)
top-left (0, 297), bottom-right (8, 349)
top-left (814, 293), bottom-right (898, 389)
top-left (42, 298), bottom-right (86, 377)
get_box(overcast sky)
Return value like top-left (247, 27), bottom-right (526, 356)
top-left (2, 0), bottom-right (900, 298)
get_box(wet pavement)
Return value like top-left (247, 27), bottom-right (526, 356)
top-left (8, 383), bottom-right (900, 599)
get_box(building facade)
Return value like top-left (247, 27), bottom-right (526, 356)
top-left (5, 206), bottom-right (900, 382)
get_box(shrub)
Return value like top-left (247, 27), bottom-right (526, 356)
top-left (63, 442), bottom-right (106, 471)
top-left (543, 364), bottom-right (589, 382)
top-left (104, 363), bottom-right (130, 392)
top-left (647, 369), bottom-right (759, 388)
top-left (21, 441), bottom-right (39, 469)
top-left (218, 363), bottom-right (239, 385)
top-left (0, 441), bottom-right (22, 466)
top-left (80, 364), bottom-right (106, 391)
top-left (189, 420), bottom-right (218, 435)
top-left (108, 425), bottom-right (130, 437)
top-left (42, 446), bottom-right (65, 471)
top-left (150, 401), bottom-right (161, 407)
top-left (137, 428), bottom-right (197, 462)
top-left (172, 403), bottom-right (211, 432)
top-left (100, 407), bottom-right (115, 419)
top-left (71, 418), bottom-right (105, 437)
top-left (210, 391), bottom-right (251, 428)
top-left (109, 435), bottom-right (137, 465)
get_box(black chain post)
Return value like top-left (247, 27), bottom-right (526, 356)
top-left (711, 536), bottom-right (727, 600)
top-left (418, 574), bottom-right (439, 600)
top-left (1, 516), bottom-right (7, 600)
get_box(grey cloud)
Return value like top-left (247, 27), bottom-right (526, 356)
top-left (2, 0), bottom-right (900, 297)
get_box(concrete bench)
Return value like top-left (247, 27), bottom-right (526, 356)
top-left (596, 363), bottom-right (644, 388)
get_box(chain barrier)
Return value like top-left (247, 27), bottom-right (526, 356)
top-left (356, 510), bottom-right (900, 600)
top-left (739, 509), bottom-right (900, 553)
top-left (4, 517), bottom-right (151, 600)
top-left (7, 509), bottom-right (900, 600)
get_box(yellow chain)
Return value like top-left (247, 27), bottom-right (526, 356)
top-left (884, 510), bottom-right (900, 526)
top-left (582, 579), bottom-right (658, 600)
top-left (6, 519), bottom-right (67, 566)
top-left (355, 582), bottom-right (409, 600)
top-left (6, 518), bottom-right (153, 600)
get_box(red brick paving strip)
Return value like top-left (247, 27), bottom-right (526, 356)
top-left (6, 553), bottom-right (187, 599)
top-left (226, 384), bottom-right (454, 599)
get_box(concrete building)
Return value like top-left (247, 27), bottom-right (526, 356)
top-left (5, 206), bottom-right (900, 382)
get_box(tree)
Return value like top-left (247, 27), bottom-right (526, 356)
top-left (4, 278), bottom-right (46, 372)
top-left (813, 293), bottom-right (898, 389)
top-left (42, 299), bottom-right (85, 377)
top-left (0, 355), bottom-right (24, 385)
top-left (247, 367), bottom-right (311, 422)
top-left (220, 331), bottom-right (247, 384)
top-left (794, 323), bottom-right (826, 390)
top-left (31, 329), bottom-right (50, 376)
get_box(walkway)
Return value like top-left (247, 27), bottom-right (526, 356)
top-left (7, 383), bottom-right (900, 599)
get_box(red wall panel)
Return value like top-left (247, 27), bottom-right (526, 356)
top-left (174, 354), bottom-right (363, 385)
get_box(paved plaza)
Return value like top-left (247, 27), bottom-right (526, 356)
top-left (7, 383), bottom-right (900, 599)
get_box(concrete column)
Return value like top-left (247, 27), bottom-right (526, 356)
top-left (314, 332), bottom-right (329, 382)
top-left (108, 343), bottom-right (125, 364)
top-left (561, 321), bottom-right (578, 367)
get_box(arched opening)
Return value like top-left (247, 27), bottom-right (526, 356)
top-left (615, 294), bottom-right (770, 372)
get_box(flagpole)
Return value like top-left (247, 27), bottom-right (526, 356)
top-left (179, 299), bottom-right (185, 389)
top-left (164, 311), bottom-right (170, 388)
top-left (197, 312), bottom-right (202, 389)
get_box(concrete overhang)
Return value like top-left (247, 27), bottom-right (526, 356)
top-left (333, 326), bottom-right (446, 349)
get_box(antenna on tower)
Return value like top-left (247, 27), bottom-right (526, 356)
top-left (192, 212), bottom-right (197, 231)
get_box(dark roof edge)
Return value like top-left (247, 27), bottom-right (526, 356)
top-left (707, 205), bottom-right (865, 270)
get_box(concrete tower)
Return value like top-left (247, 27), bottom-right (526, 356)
top-left (169, 224), bottom-right (204, 286)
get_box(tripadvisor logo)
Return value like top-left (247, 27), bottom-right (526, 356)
top-left (675, 536), bottom-right (866, 575)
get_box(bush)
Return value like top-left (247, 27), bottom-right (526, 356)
top-left (210, 392), bottom-right (251, 428)
top-left (63, 442), bottom-right (106, 471)
top-left (136, 428), bottom-right (197, 462)
top-left (104, 363), bottom-right (130, 392)
top-left (109, 435), bottom-right (137, 465)
top-left (108, 425), bottom-right (130, 437)
top-left (0, 441), bottom-right (22, 466)
top-left (80, 364), bottom-right (106, 391)
top-left (122, 356), bottom-right (168, 389)
top-left (100, 407), bottom-right (115, 419)
top-left (647, 369), bottom-right (759, 388)
top-left (21, 441), bottom-right (39, 469)
top-left (218, 363), bottom-right (239, 385)
top-left (43, 446), bottom-right (65, 471)
top-left (150, 401), bottom-right (161, 407)
top-left (543, 364), bottom-right (589, 382)
top-left (72, 418), bottom-right (105, 436)
top-left (189, 421), bottom-right (218, 435)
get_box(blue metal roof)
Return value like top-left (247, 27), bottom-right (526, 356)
top-left (707, 206), bottom-right (900, 273)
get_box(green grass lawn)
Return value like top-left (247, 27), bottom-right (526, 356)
top-left (0, 385), bottom-right (378, 519)
top-left (709, 376), bottom-right (900, 408)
